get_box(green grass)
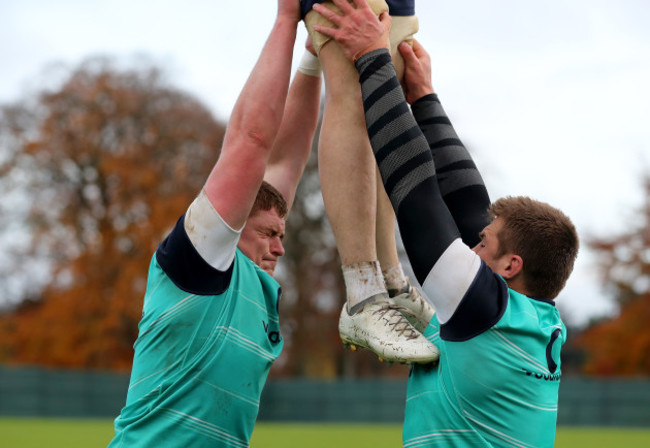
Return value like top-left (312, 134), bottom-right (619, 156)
top-left (555, 427), bottom-right (650, 447)
top-left (1, 418), bottom-right (649, 447)
top-left (252, 423), bottom-right (403, 447)
top-left (1, 418), bottom-right (115, 448)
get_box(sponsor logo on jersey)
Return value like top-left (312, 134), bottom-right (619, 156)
top-left (521, 368), bottom-right (561, 382)
top-left (263, 321), bottom-right (282, 344)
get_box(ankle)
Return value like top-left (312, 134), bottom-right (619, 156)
top-left (383, 264), bottom-right (410, 297)
top-left (342, 261), bottom-right (387, 308)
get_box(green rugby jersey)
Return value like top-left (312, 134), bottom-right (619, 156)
top-left (109, 215), bottom-right (283, 448)
top-left (404, 264), bottom-right (565, 448)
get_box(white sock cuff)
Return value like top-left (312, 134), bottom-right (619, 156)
top-left (382, 263), bottom-right (409, 293)
top-left (342, 261), bottom-right (386, 307)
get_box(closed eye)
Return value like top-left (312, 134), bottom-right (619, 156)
top-left (262, 229), bottom-right (284, 240)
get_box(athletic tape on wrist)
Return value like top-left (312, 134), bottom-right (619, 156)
top-left (297, 50), bottom-right (322, 77)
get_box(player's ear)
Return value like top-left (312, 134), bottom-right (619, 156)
top-left (501, 254), bottom-right (523, 279)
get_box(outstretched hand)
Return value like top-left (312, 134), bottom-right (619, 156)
top-left (312, 0), bottom-right (391, 61)
top-left (399, 39), bottom-right (434, 104)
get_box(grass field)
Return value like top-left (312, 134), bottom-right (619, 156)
top-left (1, 418), bottom-right (650, 447)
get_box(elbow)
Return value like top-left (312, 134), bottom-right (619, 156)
top-left (223, 125), bottom-right (273, 157)
top-left (239, 116), bottom-right (277, 154)
top-left (226, 103), bottom-right (282, 154)
top-left (245, 129), bottom-right (270, 150)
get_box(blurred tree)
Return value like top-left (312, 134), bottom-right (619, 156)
top-left (574, 174), bottom-right (650, 375)
top-left (271, 126), bottom-right (342, 377)
top-left (0, 57), bottom-right (225, 369)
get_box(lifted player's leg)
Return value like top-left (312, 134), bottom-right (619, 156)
top-left (377, 181), bottom-right (435, 334)
top-left (308, 0), bottom-right (438, 364)
top-left (375, 29), bottom-right (436, 336)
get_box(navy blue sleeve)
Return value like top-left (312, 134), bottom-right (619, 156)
top-left (156, 215), bottom-right (233, 295)
top-left (440, 262), bottom-right (509, 341)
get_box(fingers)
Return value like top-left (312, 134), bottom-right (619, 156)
top-left (401, 39), bottom-right (430, 70)
top-left (333, 0), bottom-right (356, 14)
top-left (311, 3), bottom-right (340, 39)
top-left (312, 0), bottom-right (389, 62)
top-left (312, 3), bottom-right (342, 26)
top-left (378, 11), bottom-right (392, 31)
top-left (399, 41), bottom-right (415, 62)
top-left (412, 39), bottom-right (428, 58)
top-left (313, 23), bottom-right (336, 39)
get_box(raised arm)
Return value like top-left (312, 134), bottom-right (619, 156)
top-left (264, 47), bottom-right (322, 211)
top-left (203, 0), bottom-right (300, 230)
top-left (399, 40), bottom-right (491, 248)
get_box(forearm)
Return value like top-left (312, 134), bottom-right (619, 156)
top-left (411, 94), bottom-right (491, 247)
top-left (203, 15), bottom-right (298, 229)
top-left (355, 49), bottom-right (459, 284)
top-left (225, 16), bottom-right (298, 151)
top-left (264, 70), bottom-right (322, 211)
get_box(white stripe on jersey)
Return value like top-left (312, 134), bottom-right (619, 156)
top-left (463, 411), bottom-right (535, 448)
top-left (161, 408), bottom-right (250, 448)
top-left (238, 287), bottom-right (280, 325)
top-left (490, 327), bottom-right (551, 374)
top-left (213, 326), bottom-right (277, 362)
top-left (138, 294), bottom-right (204, 338)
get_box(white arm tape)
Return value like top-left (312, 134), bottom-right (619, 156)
top-left (297, 50), bottom-right (322, 78)
top-left (184, 190), bottom-right (242, 271)
top-left (422, 238), bottom-right (482, 325)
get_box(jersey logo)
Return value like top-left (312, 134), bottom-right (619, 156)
top-left (521, 368), bottom-right (561, 382)
top-left (546, 328), bottom-right (562, 374)
top-left (520, 328), bottom-right (563, 381)
top-left (263, 320), bottom-right (281, 344)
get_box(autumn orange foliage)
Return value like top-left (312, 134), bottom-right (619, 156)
top-left (0, 58), bottom-right (225, 370)
top-left (574, 176), bottom-right (650, 375)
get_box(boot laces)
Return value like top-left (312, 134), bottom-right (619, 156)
top-left (371, 302), bottom-right (419, 340)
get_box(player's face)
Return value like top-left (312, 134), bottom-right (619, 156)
top-left (238, 208), bottom-right (286, 277)
top-left (472, 217), bottom-right (510, 275)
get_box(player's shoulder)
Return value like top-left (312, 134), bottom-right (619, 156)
top-left (507, 289), bottom-right (563, 329)
top-left (184, 190), bottom-right (241, 270)
top-left (440, 262), bottom-right (509, 341)
top-left (155, 212), bottom-right (234, 296)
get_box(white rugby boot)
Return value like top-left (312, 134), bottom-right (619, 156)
top-left (388, 284), bottom-right (436, 334)
top-left (338, 293), bottom-right (439, 364)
